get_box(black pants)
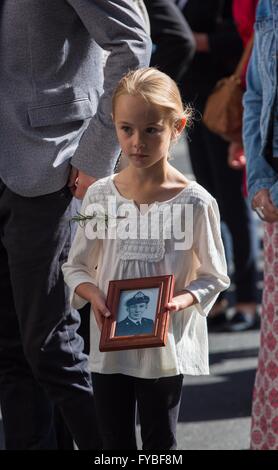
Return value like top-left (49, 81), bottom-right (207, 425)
top-left (91, 372), bottom-right (183, 450)
top-left (188, 121), bottom-right (257, 304)
top-left (0, 180), bottom-right (100, 449)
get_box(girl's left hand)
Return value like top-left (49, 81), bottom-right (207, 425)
top-left (165, 291), bottom-right (197, 313)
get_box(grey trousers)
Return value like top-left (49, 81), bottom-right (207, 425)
top-left (0, 180), bottom-right (100, 449)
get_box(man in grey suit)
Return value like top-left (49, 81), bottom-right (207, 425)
top-left (0, 0), bottom-right (151, 450)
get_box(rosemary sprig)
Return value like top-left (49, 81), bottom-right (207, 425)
top-left (71, 212), bottom-right (126, 228)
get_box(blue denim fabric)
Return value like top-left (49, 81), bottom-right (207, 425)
top-left (243, 0), bottom-right (278, 206)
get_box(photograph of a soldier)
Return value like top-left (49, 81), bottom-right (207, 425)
top-left (115, 289), bottom-right (159, 336)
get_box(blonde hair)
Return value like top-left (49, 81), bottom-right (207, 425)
top-left (112, 67), bottom-right (191, 131)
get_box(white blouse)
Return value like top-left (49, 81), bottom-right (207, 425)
top-left (62, 175), bottom-right (230, 378)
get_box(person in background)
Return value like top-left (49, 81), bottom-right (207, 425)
top-left (243, 0), bottom-right (278, 451)
top-left (144, 0), bottom-right (195, 85)
top-left (0, 0), bottom-right (151, 450)
top-left (177, 0), bottom-right (260, 332)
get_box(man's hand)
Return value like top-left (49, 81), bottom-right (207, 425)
top-left (252, 188), bottom-right (278, 223)
top-left (228, 142), bottom-right (246, 170)
top-left (193, 33), bottom-right (210, 52)
top-left (67, 166), bottom-right (97, 199)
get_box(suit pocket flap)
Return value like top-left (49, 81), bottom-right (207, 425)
top-left (28, 98), bottom-right (93, 128)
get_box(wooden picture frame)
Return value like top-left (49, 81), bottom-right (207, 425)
top-left (99, 275), bottom-right (175, 352)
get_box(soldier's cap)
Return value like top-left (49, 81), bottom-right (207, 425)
top-left (126, 291), bottom-right (150, 307)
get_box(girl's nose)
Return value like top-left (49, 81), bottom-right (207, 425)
top-left (134, 143), bottom-right (146, 154)
top-left (133, 134), bottom-right (146, 150)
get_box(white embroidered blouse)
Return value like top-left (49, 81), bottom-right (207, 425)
top-left (62, 175), bottom-right (230, 378)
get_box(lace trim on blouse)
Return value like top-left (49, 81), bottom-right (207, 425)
top-left (118, 237), bottom-right (165, 262)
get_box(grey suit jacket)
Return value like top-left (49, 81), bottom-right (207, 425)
top-left (0, 0), bottom-right (151, 196)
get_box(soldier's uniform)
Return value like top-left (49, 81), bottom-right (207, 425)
top-left (115, 316), bottom-right (154, 336)
top-left (115, 291), bottom-right (154, 336)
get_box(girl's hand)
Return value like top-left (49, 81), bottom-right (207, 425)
top-left (90, 287), bottom-right (111, 331)
top-left (252, 189), bottom-right (278, 223)
top-left (165, 291), bottom-right (197, 313)
top-left (75, 282), bottom-right (111, 331)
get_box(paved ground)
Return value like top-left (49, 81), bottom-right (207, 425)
top-left (0, 136), bottom-right (261, 450)
top-left (0, 328), bottom-right (260, 451)
top-left (175, 329), bottom-right (259, 450)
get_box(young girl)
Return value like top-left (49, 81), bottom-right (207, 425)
top-left (62, 67), bottom-right (230, 450)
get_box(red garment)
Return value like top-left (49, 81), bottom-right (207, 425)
top-left (233, 0), bottom-right (258, 87)
top-left (233, 0), bottom-right (258, 46)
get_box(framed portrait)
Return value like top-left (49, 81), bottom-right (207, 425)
top-left (99, 275), bottom-right (175, 352)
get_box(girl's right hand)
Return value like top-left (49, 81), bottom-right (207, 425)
top-left (90, 287), bottom-right (111, 331)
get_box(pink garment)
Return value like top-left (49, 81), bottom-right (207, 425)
top-left (250, 223), bottom-right (278, 450)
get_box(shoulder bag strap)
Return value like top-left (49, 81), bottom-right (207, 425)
top-left (234, 34), bottom-right (254, 78)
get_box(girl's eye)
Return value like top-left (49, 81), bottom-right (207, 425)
top-left (121, 126), bottom-right (132, 134)
top-left (146, 127), bottom-right (158, 134)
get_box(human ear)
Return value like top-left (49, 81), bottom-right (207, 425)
top-left (176, 117), bottom-right (187, 134)
top-left (180, 117), bottom-right (187, 130)
top-left (172, 117), bottom-right (187, 140)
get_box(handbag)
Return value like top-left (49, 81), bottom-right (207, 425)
top-left (203, 35), bottom-right (254, 143)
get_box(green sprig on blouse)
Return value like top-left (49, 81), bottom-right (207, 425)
top-left (72, 212), bottom-right (125, 228)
